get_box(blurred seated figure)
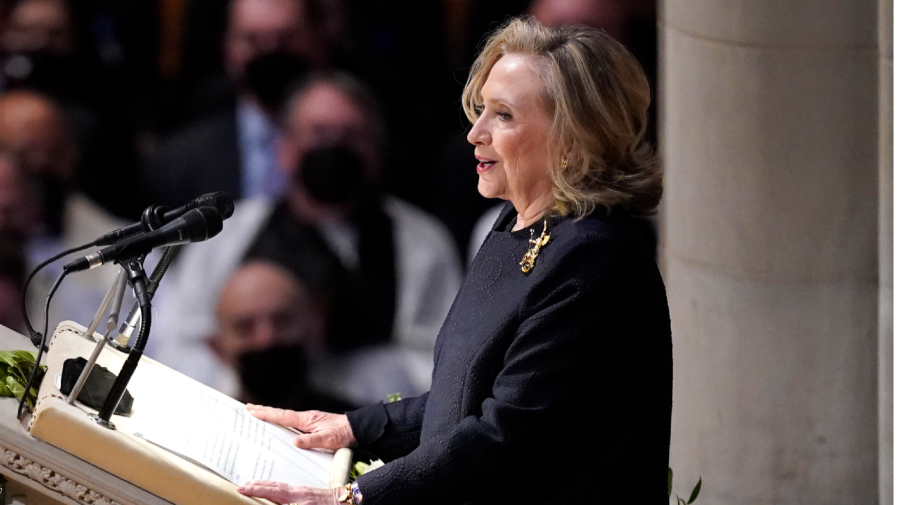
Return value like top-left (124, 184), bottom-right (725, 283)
top-left (0, 148), bottom-right (37, 244)
top-left (0, 90), bottom-right (125, 330)
top-left (0, 0), bottom-right (140, 218)
top-left (150, 72), bottom-right (462, 407)
top-left (209, 260), bottom-right (351, 411)
top-left (143, 0), bottom-right (319, 207)
top-left (0, 150), bottom-right (27, 332)
top-left (0, 244), bottom-right (26, 333)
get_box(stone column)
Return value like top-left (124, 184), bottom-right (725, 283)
top-left (660, 1), bottom-right (880, 503)
top-left (878, 0), bottom-right (893, 502)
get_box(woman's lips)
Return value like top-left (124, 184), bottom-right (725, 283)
top-left (476, 160), bottom-right (497, 174)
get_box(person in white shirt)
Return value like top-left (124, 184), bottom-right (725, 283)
top-left (150, 71), bottom-right (462, 407)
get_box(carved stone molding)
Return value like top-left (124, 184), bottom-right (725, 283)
top-left (0, 443), bottom-right (120, 505)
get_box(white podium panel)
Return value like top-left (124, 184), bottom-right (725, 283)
top-left (0, 322), bottom-right (350, 505)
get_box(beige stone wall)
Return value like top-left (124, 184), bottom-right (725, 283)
top-left (660, 0), bottom-right (881, 503)
top-left (878, 0), bottom-right (893, 503)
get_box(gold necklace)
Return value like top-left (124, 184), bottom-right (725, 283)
top-left (520, 219), bottom-right (551, 273)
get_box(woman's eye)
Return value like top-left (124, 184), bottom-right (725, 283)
top-left (497, 112), bottom-right (512, 121)
top-left (473, 105), bottom-right (485, 116)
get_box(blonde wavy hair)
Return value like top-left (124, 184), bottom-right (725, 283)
top-left (462, 17), bottom-right (661, 217)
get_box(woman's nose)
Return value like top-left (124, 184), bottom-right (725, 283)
top-left (467, 116), bottom-right (490, 145)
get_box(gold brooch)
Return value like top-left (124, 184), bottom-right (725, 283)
top-left (520, 220), bottom-right (551, 273)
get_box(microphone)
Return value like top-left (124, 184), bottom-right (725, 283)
top-left (93, 192), bottom-right (234, 246)
top-left (64, 207), bottom-right (224, 273)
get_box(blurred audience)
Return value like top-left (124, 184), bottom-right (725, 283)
top-left (210, 260), bottom-right (350, 411)
top-left (0, 241), bottom-right (26, 332)
top-left (150, 71), bottom-right (461, 407)
top-left (0, 148), bottom-right (37, 242)
top-left (0, 0), bottom-right (142, 219)
top-left (176, 0), bottom-right (343, 118)
top-left (0, 0), bottom-right (78, 60)
top-left (0, 90), bottom-right (124, 330)
top-left (143, 0), bottom-right (320, 208)
top-left (0, 150), bottom-right (32, 333)
top-left (0, 1), bottom-right (662, 406)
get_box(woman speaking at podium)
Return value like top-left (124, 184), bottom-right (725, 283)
top-left (238, 17), bottom-right (671, 505)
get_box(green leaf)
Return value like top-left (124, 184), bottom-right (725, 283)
top-left (9, 350), bottom-right (36, 362)
top-left (687, 477), bottom-right (702, 504)
top-left (0, 351), bottom-right (43, 409)
top-left (0, 353), bottom-right (20, 367)
top-left (6, 376), bottom-right (24, 400)
top-left (0, 350), bottom-right (35, 367)
top-left (668, 467), bottom-right (673, 497)
top-left (9, 364), bottom-right (29, 384)
top-left (678, 497), bottom-right (686, 505)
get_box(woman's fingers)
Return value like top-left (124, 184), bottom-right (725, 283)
top-left (237, 480), bottom-right (341, 505)
top-left (238, 479), bottom-right (283, 489)
top-left (245, 406), bottom-right (357, 450)
top-left (245, 404), bottom-right (313, 430)
top-left (293, 431), bottom-right (341, 450)
top-left (246, 404), bottom-right (355, 449)
top-left (236, 480), bottom-right (296, 504)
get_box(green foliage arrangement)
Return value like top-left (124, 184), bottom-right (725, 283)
top-left (669, 467), bottom-right (701, 505)
top-left (0, 350), bottom-right (46, 408)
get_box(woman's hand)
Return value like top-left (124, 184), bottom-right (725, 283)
top-left (237, 480), bottom-right (342, 505)
top-left (245, 404), bottom-right (357, 450)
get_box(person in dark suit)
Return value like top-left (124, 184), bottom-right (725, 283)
top-left (236, 17), bottom-right (672, 505)
top-left (142, 0), bottom-right (318, 208)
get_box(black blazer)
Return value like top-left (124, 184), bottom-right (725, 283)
top-left (348, 203), bottom-right (672, 505)
top-left (142, 108), bottom-right (241, 207)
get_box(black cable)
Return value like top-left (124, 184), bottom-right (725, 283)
top-left (20, 242), bottom-right (96, 344)
top-left (17, 269), bottom-right (68, 420)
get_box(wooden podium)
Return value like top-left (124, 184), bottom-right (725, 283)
top-left (0, 322), bottom-right (351, 505)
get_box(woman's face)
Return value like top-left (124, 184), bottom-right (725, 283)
top-left (467, 54), bottom-right (554, 212)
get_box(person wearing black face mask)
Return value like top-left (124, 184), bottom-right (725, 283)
top-left (143, 0), bottom-right (319, 210)
top-left (299, 143), bottom-right (369, 206)
top-left (247, 141), bottom-right (397, 354)
top-left (151, 72), bottom-right (463, 409)
top-left (208, 261), bottom-right (351, 412)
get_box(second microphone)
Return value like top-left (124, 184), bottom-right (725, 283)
top-left (64, 207), bottom-right (225, 273)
